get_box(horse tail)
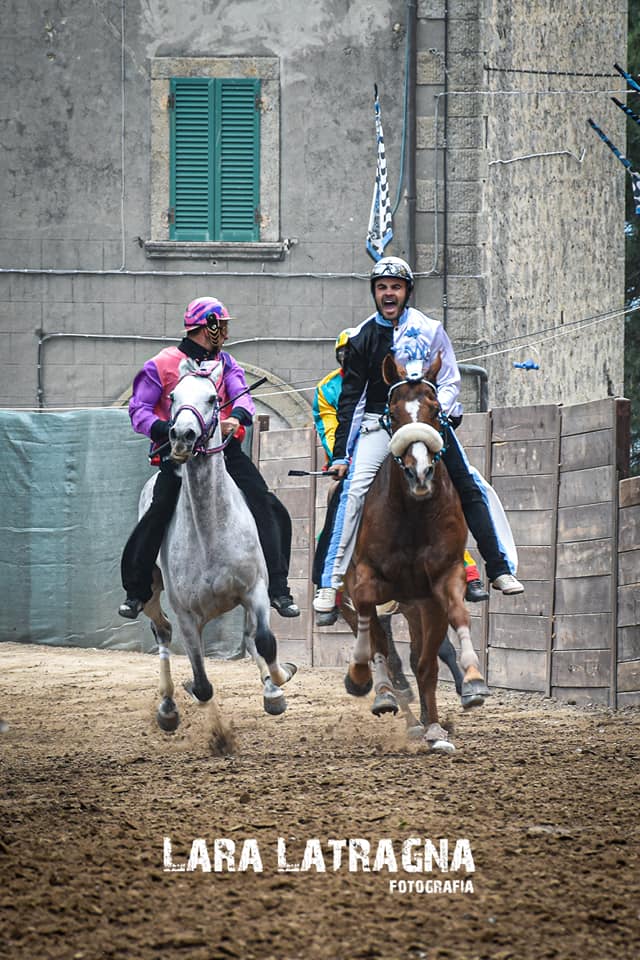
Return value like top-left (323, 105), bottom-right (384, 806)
top-left (254, 610), bottom-right (277, 665)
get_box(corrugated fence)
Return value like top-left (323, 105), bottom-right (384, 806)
top-left (0, 399), bottom-right (637, 707)
top-left (260, 397), bottom-right (638, 709)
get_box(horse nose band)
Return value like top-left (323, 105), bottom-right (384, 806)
top-left (380, 378), bottom-right (449, 481)
top-left (170, 368), bottom-right (232, 457)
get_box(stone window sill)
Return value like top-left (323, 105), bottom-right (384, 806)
top-left (144, 240), bottom-right (287, 261)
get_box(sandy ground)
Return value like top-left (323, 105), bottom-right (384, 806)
top-left (1, 640), bottom-right (639, 960)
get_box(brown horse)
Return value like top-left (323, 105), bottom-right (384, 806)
top-left (341, 352), bottom-right (489, 752)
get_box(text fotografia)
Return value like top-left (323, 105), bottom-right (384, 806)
top-left (163, 836), bottom-right (475, 876)
top-left (389, 878), bottom-right (474, 895)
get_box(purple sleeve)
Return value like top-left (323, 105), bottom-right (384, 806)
top-left (128, 360), bottom-right (163, 438)
top-left (222, 353), bottom-right (255, 421)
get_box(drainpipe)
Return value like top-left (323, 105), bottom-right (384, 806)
top-left (406, 0), bottom-right (417, 271)
top-left (459, 363), bottom-right (489, 412)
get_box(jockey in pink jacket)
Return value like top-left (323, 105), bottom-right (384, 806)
top-left (119, 297), bottom-right (300, 620)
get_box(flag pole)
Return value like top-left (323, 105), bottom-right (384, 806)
top-left (406, 0), bottom-right (417, 273)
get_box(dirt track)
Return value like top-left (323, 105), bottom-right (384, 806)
top-left (1, 641), bottom-right (639, 960)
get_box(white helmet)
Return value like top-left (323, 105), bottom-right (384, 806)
top-left (370, 257), bottom-right (414, 305)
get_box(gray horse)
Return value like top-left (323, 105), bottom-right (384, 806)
top-left (139, 358), bottom-right (296, 731)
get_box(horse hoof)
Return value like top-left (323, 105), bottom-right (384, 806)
top-left (344, 673), bottom-right (373, 697)
top-left (183, 679), bottom-right (213, 704)
top-left (263, 678), bottom-right (287, 716)
top-left (461, 679), bottom-right (491, 709)
top-left (264, 696), bottom-right (287, 716)
top-left (372, 691), bottom-right (399, 716)
top-left (423, 722), bottom-right (455, 753)
top-left (157, 698), bottom-right (179, 733)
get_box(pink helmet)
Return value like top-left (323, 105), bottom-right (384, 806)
top-left (183, 297), bottom-right (233, 330)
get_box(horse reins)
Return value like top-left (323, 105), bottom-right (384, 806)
top-left (169, 368), bottom-right (232, 457)
top-left (156, 372), bottom-right (269, 459)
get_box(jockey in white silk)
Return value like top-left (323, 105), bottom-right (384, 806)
top-left (313, 257), bottom-right (523, 615)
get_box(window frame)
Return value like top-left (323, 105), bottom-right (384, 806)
top-left (147, 56), bottom-right (284, 260)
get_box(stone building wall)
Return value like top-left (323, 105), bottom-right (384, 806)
top-left (0, 1), bottom-right (628, 422)
top-left (415, 0), bottom-right (627, 409)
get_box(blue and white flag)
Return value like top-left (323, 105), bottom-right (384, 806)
top-left (588, 117), bottom-right (640, 214)
top-left (614, 62), bottom-right (640, 94)
top-left (366, 85), bottom-right (393, 261)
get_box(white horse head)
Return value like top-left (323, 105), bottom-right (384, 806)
top-left (168, 358), bottom-right (224, 463)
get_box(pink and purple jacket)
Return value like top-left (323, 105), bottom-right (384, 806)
top-left (128, 346), bottom-right (255, 440)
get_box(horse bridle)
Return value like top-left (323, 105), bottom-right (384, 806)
top-left (170, 369), bottom-right (234, 457)
top-left (379, 377), bottom-right (449, 480)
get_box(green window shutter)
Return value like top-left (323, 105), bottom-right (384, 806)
top-left (169, 77), bottom-right (260, 242)
top-left (215, 78), bottom-right (260, 242)
top-left (170, 78), bottom-right (213, 241)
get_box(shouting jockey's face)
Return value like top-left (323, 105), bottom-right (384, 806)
top-left (373, 277), bottom-right (408, 325)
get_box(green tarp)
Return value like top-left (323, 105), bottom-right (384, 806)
top-left (0, 409), bottom-right (244, 657)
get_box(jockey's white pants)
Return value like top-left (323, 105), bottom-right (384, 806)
top-left (321, 414), bottom-right (389, 590)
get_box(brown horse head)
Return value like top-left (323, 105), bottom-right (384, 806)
top-left (381, 351), bottom-right (445, 498)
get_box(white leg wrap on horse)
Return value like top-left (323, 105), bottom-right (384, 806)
top-left (353, 616), bottom-right (371, 664)
top-left (158, 644), bottom-right (174, 699)
top-left (457, 625), bottom-right (479, 671)
top-left (372, 652), bottom-right (392, 694)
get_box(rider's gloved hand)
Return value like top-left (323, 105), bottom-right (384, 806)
top-left (329, 459), bottom-right (349, 480)
top-left (150, 419), bottom-right (170, 443)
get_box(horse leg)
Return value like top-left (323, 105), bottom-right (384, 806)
top-left (340, 592), bottom-right (373, 697)
top-left (445, 568), bottom-right (490, 709)
top-left (381, 614), bottom-right (415, 705)
top-left (438, 634), bottom-right (464, 696)
top-left (393, 605), bottom-right (427, 738)
top-left (415, 601), bottom-right (455, 753)
top-left (243, 588), bottom-right (296, 717)
top-left (369, 612), bottom-right (399, 717)
top-left (176, 611), bottom-right (213, 705)
top-left (145, 568), bottom-right (179, 732)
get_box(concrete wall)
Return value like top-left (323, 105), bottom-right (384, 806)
top-left (0, 1), bottom-right (628, 422)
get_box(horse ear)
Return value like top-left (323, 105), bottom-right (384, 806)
top-left (382, 353), bottom-right (405, 385)
top-left (178, 357), bottom-right (198, 378)
top-left (424, 350), bottom-right (442, 383)
top-left (202, 358), bottom-right (224, 389)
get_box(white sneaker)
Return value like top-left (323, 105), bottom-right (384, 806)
top-left (313, 587), bottom-right (337, 612)
top-left (492, 574), bottom-right (524, 595)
